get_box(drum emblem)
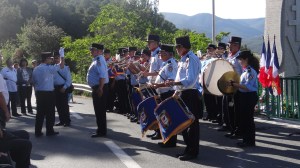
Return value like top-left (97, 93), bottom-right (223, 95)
top-left (140, 108), bottom-right (147, 122)
top-left (158, 110), bottom-right (172, 129)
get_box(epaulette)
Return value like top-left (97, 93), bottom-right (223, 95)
top-left (247, 66), bottom-right (251, 72)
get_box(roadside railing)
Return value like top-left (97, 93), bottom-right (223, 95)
top-left (74, 76), bottom-right (300, 122)
top-left (73, 83), bottom-right (92, 93)
top-left (257, 76), bottom-right (300, 121)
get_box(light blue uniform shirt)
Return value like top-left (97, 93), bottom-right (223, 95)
top-left (148, 47), bottom-right (162, 83)
top-left (227, 51), bottom-right (243, 75)
top-left (32, 64), bottom-right (61, 91)
top-left (155, 57), bottom-right (178, 94)
top-left (174, 51), bottom-right (202, 91)
top-left (54, 65), bottom-right (72, 89)
top-left (239, 66), bottom-right (258, 92)
top-left (87, 55), bottom-right (109, 87)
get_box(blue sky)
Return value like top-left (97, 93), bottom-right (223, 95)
top-left (159, 0), bottom-right (266, 19)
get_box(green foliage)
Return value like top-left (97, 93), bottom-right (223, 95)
top-left (216, 31), bottom-right (230, 43)
top-left (0, 0), bottom-right (23, 42)
top-left (17, 17), bottom-right (66, 59)
top-left (174, 29), bottom-right (211, 53)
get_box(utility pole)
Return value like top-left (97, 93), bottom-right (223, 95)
top-left (153, 0), bottom-right (159, 28)
top-left (212, 0), bottom-right (216, 44)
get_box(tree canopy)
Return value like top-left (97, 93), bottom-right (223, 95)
top-left (0, 0), bottom-right (220, 83)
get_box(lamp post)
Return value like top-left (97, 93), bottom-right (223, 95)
top-left (212, 0), bottom-right (216, 44)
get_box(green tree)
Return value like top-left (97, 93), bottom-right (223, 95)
top-left (0, 0), bottom-right (23, 42)
top-left (174, 29), bottom-right (211, 53)
top-left (17, 17), bottom-right (66, 59)
top-left (216, 31), bottom-right (231, 43)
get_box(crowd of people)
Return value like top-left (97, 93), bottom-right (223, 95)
top-left (0, 34), bottom-right (260, 166)
top-left (0, 48), bottom-right (73, 167)
top-left (87, 34), bottom-right (259, 161)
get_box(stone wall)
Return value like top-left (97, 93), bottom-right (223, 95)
top-left (266, 0), bottom-right (300, 77)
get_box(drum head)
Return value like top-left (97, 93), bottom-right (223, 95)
top-left (202, 59), bottom-right (234, 96)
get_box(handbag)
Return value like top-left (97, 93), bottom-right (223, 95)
top-left (57, 71), bottom-right (74, 93)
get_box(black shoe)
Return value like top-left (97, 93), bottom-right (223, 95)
top-left (230, 134), bottom-right (242, 139)
top-left (35, 132), bottom-right (44, 137)
top-left (217, 126), bottom-right (230, 132)
top-left (211, 120), bottom-right (219, 123)
top-left (55, 122), bottom-right (64, 126)
top-left (130, 117), bottom-right (138, 122)
top-left (237, 142), bottom-right (255, 148)
top-left (203, 117), bottom-right (210, 121)
top-left (146, 132), bottom-right (157, 138)
top-left (158, 142), bottom-right (176, 148)
top-left (176, 153), bottom-right (186, 158)
top-left (178, 154), bottom-right (197, 161)
top-left (46, 131), bottom-right (59, 136)
top-left (224, 132), bottom-right (234, 138)
top-left (151, 134), bottom-right (162, 140)
top-left (12, 113), bottom-right (21, 117)
top-left (28, 111), bottom-right (34, 114)
top-left (91, 133), bottom-right (106, 138)
top-left (64, 123), bottom-right (71, 127)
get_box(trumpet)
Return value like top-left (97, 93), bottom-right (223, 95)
top-left (135, 62), bottom-right (150, 79)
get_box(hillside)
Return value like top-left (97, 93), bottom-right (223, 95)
top-left (161, 12), bottom-right (265, 53)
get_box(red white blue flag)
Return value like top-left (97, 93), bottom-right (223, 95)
top-left (269, 38), bottom-right (282, 95)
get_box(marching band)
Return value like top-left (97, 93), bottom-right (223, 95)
top-left (86, 35), bottom-right (259, 160)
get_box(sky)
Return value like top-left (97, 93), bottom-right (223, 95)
top-left (159, 0), bottom-right (266, 19)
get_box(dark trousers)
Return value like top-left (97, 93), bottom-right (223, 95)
top-left (0, 130), bottom-right (31, 168)
top-left (54, 86), bottom-right (71, 124)
top-left (18, 86), bottom-right (33, 114)
top-left (204, 93), bottom-right (217, 120)
top-left (237, 91), bottom-right (258, 144)
top-left (222, 94), bottom-right (239, 133)
top-left (106, 78), bottom-right (116, 111)
top-left (204, 94), bottom-right (223, 121)
top-left (180, 89), bottom-right (201, 156)
top-left (92, 84), bottom-right (108, 134)
top-left (115, 80), bottom-right (130, 114)
top-left (35, 91), bottom-right (55, 134)
top-left (7, 92), bottom-right (17, 115)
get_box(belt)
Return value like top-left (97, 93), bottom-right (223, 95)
top-left (92, 84), bottom-right (108, 91)
top-left (92, 85), bottom-right (99, 90)
top-left (54, 84), bottom-right (64, 89)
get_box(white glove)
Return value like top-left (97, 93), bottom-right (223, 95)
top-left (59, 47), bottom-right (65, 58)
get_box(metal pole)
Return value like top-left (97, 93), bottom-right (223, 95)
top-left (212, 0), bottom-right (216, 44)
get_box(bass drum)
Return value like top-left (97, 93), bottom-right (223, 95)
top-left (200, 58), bottom-right (234, 96)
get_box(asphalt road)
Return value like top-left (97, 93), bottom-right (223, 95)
top-left (6, 96), bottom-right (300, 168)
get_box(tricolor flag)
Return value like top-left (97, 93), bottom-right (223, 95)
top-left (258, 38), bottom-right (269, 87)
top-left (269, 38), bottom-right (282, 95)
top-left (265, 37), bottom-right (272, 86)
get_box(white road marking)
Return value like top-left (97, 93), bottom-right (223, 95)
top-left (104, 141), bottom-right (142, 168)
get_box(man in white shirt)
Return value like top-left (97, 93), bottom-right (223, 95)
top-left (1, 59), bottom-right (19, 117)
top-left (0, 73), bottom-right (10, 127)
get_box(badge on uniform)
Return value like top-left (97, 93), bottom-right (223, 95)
top-left (168, 65), bottom-right (173, 72)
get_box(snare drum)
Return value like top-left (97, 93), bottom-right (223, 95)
top-left (139, 84), bottom-right (158, 99)
top-left (154, 96), bottom-right (195, 143)
top-left (200, 59), bottom-right (234, 96)
top-left (137, 96), bottom-right (159, 136)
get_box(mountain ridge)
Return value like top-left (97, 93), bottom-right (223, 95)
top-left (161, 12), bottom-right (265, 53)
